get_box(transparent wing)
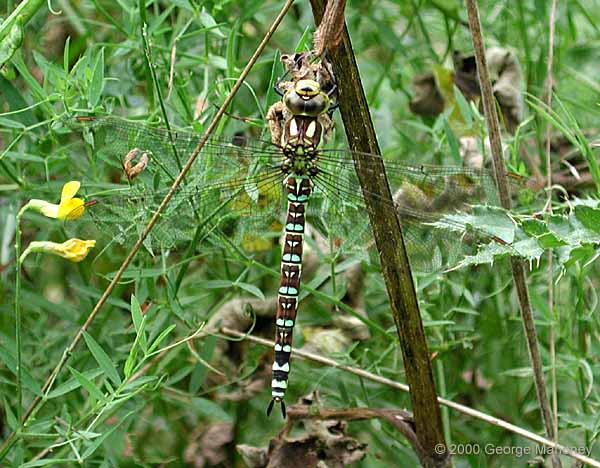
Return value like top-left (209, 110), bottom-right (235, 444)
top-left (65, 115), bottom-right (283, 184)
top-left (66, 168), bottom-right (287, 256)
top-left (65, 115), bottom-right (289, 255)
top-left (65, 115), bottom-right (524, 270)
top-left (308, 151), bottom-right (520, 271)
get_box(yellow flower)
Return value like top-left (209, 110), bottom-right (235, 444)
top-left (25, 181), bottom-right (85, 220)
top-left (20, 238), bottom-right (96, 263)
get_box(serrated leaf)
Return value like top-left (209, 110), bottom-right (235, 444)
top-left (83, 332), bottom-right (121, 386)
top-left (520, 218), bottom-right (549, 237)
top-left (574, 205), bottom-right (600, 234)
top-left (548, 213), bottom-right (600, 246)
top-left (521, 218), bottom-right (564, 248)
top-left (435, 205), bottom-right (516, 244)
top-left (68, 366), bottom-right (106, 402)
top-left (512, 236), bottom-right (544, 261)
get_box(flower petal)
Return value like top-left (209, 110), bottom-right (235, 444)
top-left (20, 238), bottom-right (96, 263)
top-left (57, 198), bottom-right (85, 220)
top-left (59, 238), bottom-right (96, 262)
top-left (61, 181), bottom-right (81, 202)
top-left (38, 202), bottom-right (60, 218)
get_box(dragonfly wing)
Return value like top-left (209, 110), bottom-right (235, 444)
top-left (68, 116), bottom-right (283, 184)
top-left (65, 169), bottom-right (287, 258)
top-left (66, 116), bottom-right (288, 257)
top-left (311, 151), bottom-right (510, 271)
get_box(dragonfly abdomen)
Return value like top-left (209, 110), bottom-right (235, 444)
top-left (267, 176), bottom-right (312, 418)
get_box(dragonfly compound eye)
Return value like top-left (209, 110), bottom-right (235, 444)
top-left (284, 90), bottom-right (329, 118)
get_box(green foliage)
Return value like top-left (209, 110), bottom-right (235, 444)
top-left (433, 199), bottom-right (600, 269)
top-left (1, 0), bottom-right (600, 466)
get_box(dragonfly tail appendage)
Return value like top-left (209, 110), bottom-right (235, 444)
top-left (266, 397), bottom-right (287, 419)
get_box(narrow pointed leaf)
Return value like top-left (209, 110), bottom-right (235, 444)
top-left (83, 331), bottom-right (121, 386)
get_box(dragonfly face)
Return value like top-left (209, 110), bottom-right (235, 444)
top-left (283, 79), bottom-right (331, 117)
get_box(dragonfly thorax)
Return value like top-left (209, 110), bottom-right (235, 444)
top-left (281, 115), bottom-right (321, 176)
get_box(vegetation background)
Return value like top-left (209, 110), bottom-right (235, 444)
top-left (0, 0), bottom-right (599, 466)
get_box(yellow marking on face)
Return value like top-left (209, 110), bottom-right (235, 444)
top-left (295, 79), bottom-right (320, 97)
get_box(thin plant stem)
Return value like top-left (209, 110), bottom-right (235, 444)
top-left (464, 0), bottom-right (558, 457)
top-left (0, 1), bottom-right (296, 461)
top-left (14, 208), bottom-right (27, 425)
top-left (220, 327), bottom-right (600, 468)
top-left (545, 0), bottom-right (559, 444)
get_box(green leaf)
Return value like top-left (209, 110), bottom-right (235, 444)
top-left (578, 358), bottom-right (594, 399)
top-left (235, 282), bottom-right (265, 300)
top-left (68, 366), bottom-right (106, 403)
top-left (46, 368), bottom-right (103, 399)
top-left (435, 205), bottom-right (516, 244)
top-left (147, 324), bottom-right (176, 355)
top-left (83, 331), bottom-right (121, 386)
top-left (88, 47), bottom-right (104, 107)
top-left (520, 219), bottom-right (564, 248)
top-left (574, 205), bottom-right (600, 234)
top-left (131, 295), bottom-right (147, 352)
top-left (443, 117), bottom-right (461, 164)
top-left (294, 26), bottom-right (312, 52)
top-left (0, 344), bottom-right (42, 395)
top-left (198, 279), bottom-right (234, 289)
top-left (502, 367), bottom-right (533, 378)
top-left (199, 8), bottom-right (225, 38)
top-left (81, 414), bottom-right (122, 459)
top-left (453, 84), bottom-right (473, 129)
top-left (124, 313), bottom-right (147, 379)
top-left (3, 397), bottom-right (17, 430)
top-left (22, 459), bottom-right (79, 467)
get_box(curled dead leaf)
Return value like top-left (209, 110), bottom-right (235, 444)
top-left (123, 148), bottom-right (149, 180)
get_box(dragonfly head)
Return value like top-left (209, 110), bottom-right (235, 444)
top-left (284, 79), bottom-right (330, 117)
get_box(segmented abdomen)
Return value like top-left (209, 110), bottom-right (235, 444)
top-left (270, 176), bottom-right (312, 410)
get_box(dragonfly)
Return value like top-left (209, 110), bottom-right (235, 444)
top-left (65, 69), bottom-right (519, 418)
